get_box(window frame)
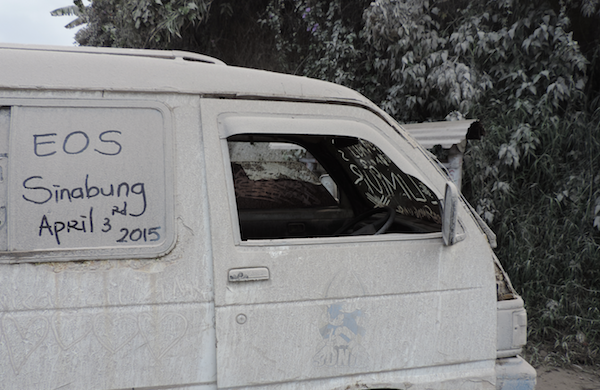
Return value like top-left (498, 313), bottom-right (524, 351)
top-left (218, 113), bottom-right (445, 246)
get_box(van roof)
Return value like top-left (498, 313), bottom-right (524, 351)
top-left (0, 43), bottom-right (371, 106)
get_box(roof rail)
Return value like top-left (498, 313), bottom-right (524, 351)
top-left (0, 43), bottom-right (226, 65)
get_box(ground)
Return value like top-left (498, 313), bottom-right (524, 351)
top-left (536, 365), bottom-right (600, 389)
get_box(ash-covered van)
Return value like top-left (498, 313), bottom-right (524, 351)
top-left (0, 44), bottom-right (535, 390)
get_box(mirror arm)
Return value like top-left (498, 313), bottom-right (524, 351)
top-left (442, 182), bottom-right (460, 246)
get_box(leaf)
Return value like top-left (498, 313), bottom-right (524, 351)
top-left (65, 18), bottom-right (86, 29)
top-left (492, 181), bottom-right (511, 193)
top-left (508, 25), bottom-right (516, 39)
top-left (50, 6), bottom-right (79, 17)
top-left (528, 85), bottom-right (537, 95)
top-left (522, 37), bottom-right (531, 52)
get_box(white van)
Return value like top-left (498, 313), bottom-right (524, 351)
top-left (0, 44), bottom-right (535, 390)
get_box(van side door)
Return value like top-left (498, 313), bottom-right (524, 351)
top-left (201, 98), bottom-right (497, 389)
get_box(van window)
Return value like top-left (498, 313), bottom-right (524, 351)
top-left (227, 134), bottom-right (441, 240)
top-left (0, 102), bottom-right (175, 262)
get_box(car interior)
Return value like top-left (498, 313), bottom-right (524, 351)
top-left (227, 134), bottom-right (442, 240)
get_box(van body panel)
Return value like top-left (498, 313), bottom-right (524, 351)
top-left (214, 362), bottom-right (496, 390)
top-left (200, 99), bottom-right (497, 388)
top-left (0, 91), bottom-right (218, 389)
top-left (0, 302), bottom-right (216, 389)
top-left (0, 45), bottom-right (534, 389)
top-left (215, 291), bottom-right (495, 388)
top-left (0, 45), bottom-right (367, 104)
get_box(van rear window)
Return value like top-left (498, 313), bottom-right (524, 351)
top-left (0, 101), bottom-right (174, 262)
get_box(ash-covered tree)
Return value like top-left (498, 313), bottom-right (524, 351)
top-left (53, 0), bottom-right (290, 70)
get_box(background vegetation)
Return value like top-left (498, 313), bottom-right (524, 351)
top-left (55, 0), bottom-right (600, 366)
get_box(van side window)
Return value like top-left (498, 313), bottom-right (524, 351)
top-left (0, 102), bottom-right (175, 263)
top-left (227, 135), bottom-right (441, 240)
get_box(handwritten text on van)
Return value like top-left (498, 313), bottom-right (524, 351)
top-left (21, 129), bottom-right (161, 246)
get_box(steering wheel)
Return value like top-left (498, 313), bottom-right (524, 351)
top-left (334, 206), bottom-right (395, 236)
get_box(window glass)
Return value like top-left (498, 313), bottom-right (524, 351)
top-left (331, 138), bottom-right (441, 226)
top-left (227, 135), bottom-right (441, 240)
top-left (1, 102), bottom-right (174, 262)
top-left (229, 141), bottom-right (337, 210)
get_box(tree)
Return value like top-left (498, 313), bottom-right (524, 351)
top-left (53, 0), bottom-right (292, 70)
top-left (54, 0), bottom-right (213, 48)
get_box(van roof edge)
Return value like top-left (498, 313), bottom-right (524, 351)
top-left (0, 43), bottom-right (226, 65)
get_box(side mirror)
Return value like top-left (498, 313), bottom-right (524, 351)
top-left (442, 181), bottom-right (459, 246)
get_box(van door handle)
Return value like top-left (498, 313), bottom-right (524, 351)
top-left (228, 267), bottom-right (270, 282)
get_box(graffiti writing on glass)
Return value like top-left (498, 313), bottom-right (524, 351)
top-left (335, 139), bottom-right (441, 224)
